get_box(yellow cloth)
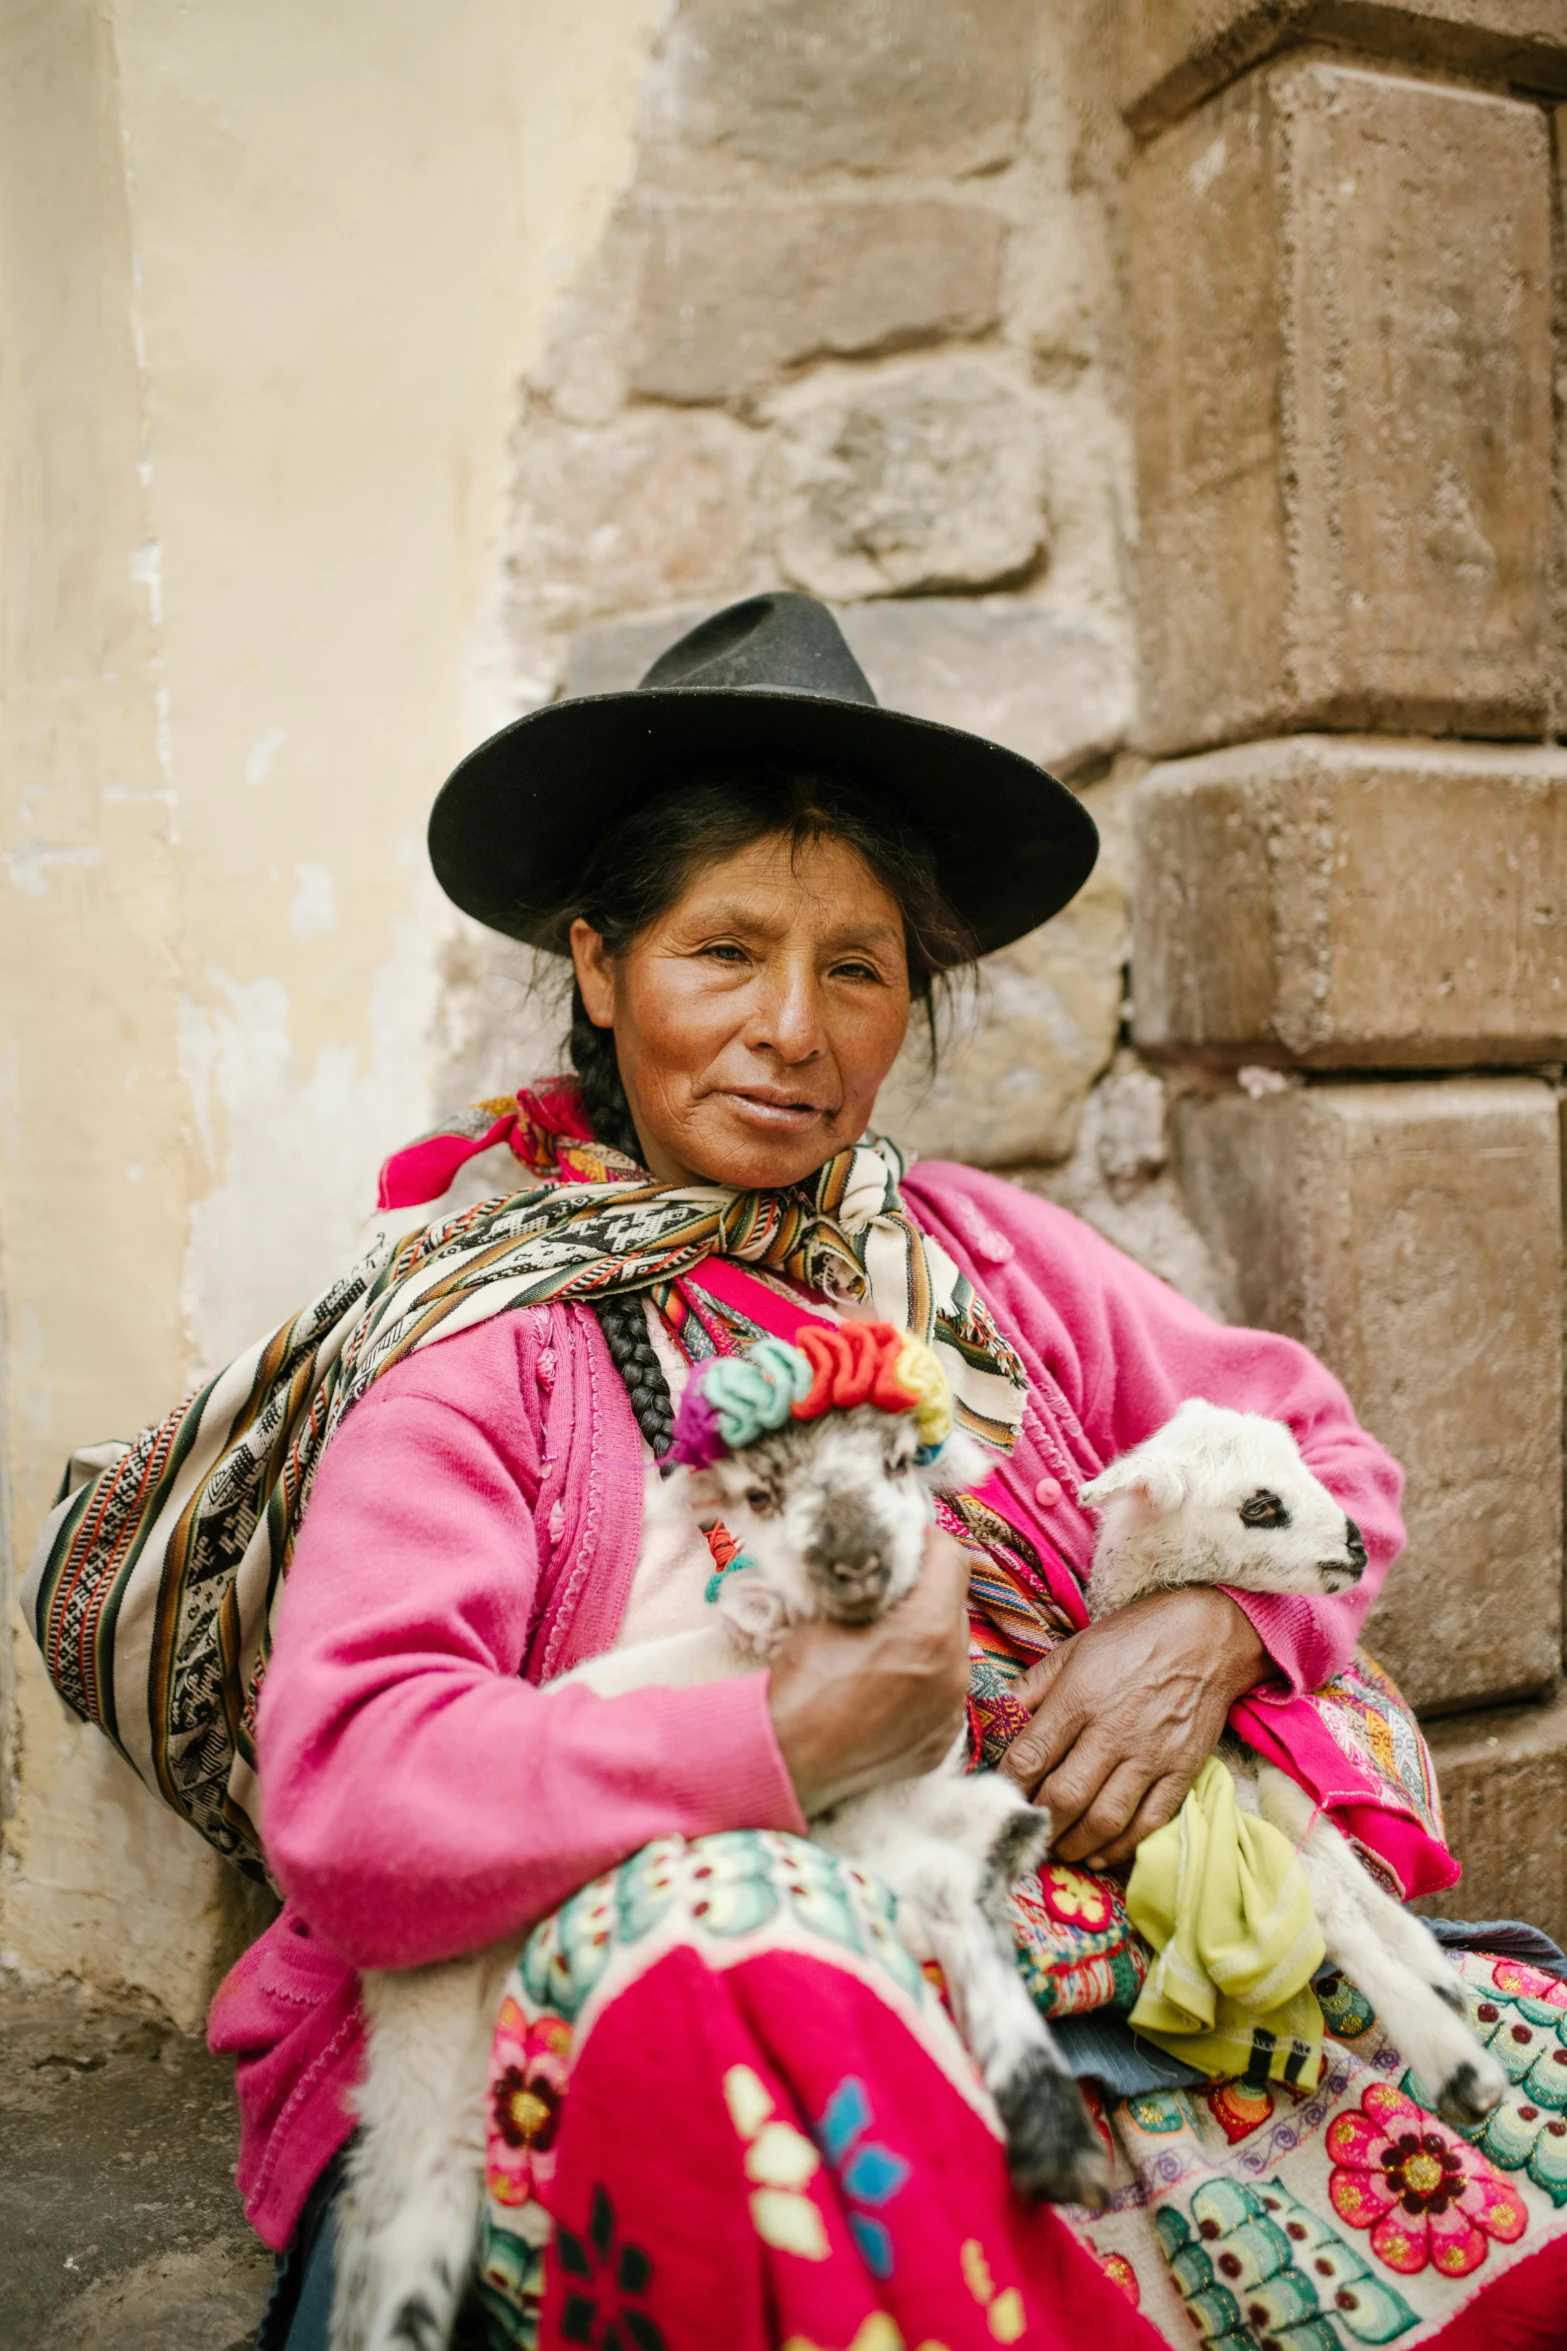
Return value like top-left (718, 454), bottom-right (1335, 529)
top-left (1125, 1757), bottom-right (1327, 2090)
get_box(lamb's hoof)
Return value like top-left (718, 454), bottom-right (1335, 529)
top-left (996, 2055), bottom-right (1112, 2209)
top-left (1431, 1975), bottom-right (1466, 2017)
top-left (1435, 2056), bottom-right (1506, 2131)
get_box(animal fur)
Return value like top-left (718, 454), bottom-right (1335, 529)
top-left (1079, 1397), bottom-right (1506, 2134)
top-left (329, 1404), bottom-right (1107, 2351)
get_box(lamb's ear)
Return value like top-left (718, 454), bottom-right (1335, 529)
top-left (1078, 1449), bottom-right (1188, 1515)
top-left (715, 1570), bottom-right (788, 1655)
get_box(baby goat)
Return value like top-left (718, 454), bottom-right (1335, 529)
top-left (1080, 1397), bottom-right (1506, 2131)
top-left (331, 1326), bottom-right (1106, 2351)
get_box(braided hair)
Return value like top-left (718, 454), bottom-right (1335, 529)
top-left (592, 1292), bottom-right (675, 1457)
top-left (538, 768), bottom-right (975, 1457)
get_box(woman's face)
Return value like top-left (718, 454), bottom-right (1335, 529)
top-left (571, 830), bottom-right (913, 1189)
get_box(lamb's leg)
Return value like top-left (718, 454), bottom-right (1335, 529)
top-left (1253, 1761), bottom-right (1505, 2128)
top-left (331, 1945), bottom-right (514, 2351)
top-left (821, 1778), bottom-right (1110, 2208)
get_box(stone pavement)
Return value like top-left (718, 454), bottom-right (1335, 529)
top-left (0, 1975), bottom-right (272, 2351)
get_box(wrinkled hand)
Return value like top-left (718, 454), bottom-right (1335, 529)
top-left (768, 1526), bottom-right (971, 1817)
top-left (999, 1588), bottom-right (1268, 1869)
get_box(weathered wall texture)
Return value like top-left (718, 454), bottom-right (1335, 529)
top-left (2, 0), bottom-right (1565, 2011)
top-left (0, 0), bottom-right (667, 2025)
top-left (1127, 10), bottom-right (1567, 1933)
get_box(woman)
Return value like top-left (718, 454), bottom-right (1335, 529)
top-left (215, 595), bottom-right (1567, 2349)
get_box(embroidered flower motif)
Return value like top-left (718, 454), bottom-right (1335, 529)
top-left (725, 2064), bottom-right (830, 2262)
top-left (485, 2000), bottom-right (571, 2207)
top-left (816, 2076), bottom-right (912, 2281)
top-left (553, 2182), bottom-right (665, 2349)
top-left (1402, 1960), bottom-right (1567, 2209)
top-left (1037, 1866), bottom-right (1117, 1933)
top-left (1327, 2080), bottom-right (1527, 2276)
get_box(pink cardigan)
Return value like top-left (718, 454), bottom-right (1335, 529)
top-left (208, 1165), bottom-right (1404, 2249)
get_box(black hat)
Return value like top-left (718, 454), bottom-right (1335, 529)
top-left (428, 592), bottom-right (1097, 958)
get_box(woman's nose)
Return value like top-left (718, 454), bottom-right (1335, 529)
top-left (750, 964), bottom-right (827, 1061)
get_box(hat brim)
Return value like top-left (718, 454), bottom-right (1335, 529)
top-left (428, 687), bottom-right (1099, 960)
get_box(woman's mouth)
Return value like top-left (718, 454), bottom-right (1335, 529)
top-left (715, 1089), bottom-right (831, 1132)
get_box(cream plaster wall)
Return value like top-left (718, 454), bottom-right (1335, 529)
top-left (0, 0), bottom-right (666, 2027)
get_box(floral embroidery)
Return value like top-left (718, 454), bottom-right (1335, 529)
top-left (958, 2236), bottom-right (1026, 2342)
top-left (1156, 2175), bottom-right (1417, 2345)
top-left (1205, 2079), bottom-right (1276, 2146)
top-left (486, 2002), bottom-right (572, 2207)
top-left (816, 2076), bottom-right (912, 2279)
top-left (1327, 2080), bottom-right (1527, 2276)
top-left (1318, 1969), bottom-right (1377, 2041)
top-left (1126, 2090), bottom-right (1187, 2136)
top-left (1007, 1860), bottom-right (1148, 2021)
top-left (1401, 1962), bottom-right (1567, 2209)
top-left (1097, 2250), bottom-right (1140, 2306)
top-left (554, 2182), bottom-right (666, 2349)
top-left (1038, 1865), bottom-right (1117, 1931)
top-left (726, 2064), bottom-right (830, 2262)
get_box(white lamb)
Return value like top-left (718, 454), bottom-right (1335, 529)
top-left (330, 1338), bottom-right (1109, 2351)
top-left (1079, 1397), bottom-right (1507, 2130)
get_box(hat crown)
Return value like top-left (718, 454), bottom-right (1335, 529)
top-left (639, 592), bottom-right (878, 707)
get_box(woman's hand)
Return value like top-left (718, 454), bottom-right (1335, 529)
top-left (768, 1526), bottom-right (972, 1816)
top-left (998, 1588), bottom-right (1269, 1869)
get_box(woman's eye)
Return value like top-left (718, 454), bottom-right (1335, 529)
top-left (1239, 1491), bottom-right (1289, 1528)
top-left (703, 942), bottom-right (747, 964)
top-left (831, 960), bottom-right (880, 983)
top-left (744, 1487), bottom-right (774, 1515)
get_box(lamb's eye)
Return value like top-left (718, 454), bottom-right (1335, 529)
top-left (744, 1486), bottom-right (775, 1516)
top-left (1239, 1490), bottom-right (1289, 1528)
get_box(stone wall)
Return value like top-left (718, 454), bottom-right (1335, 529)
top-left (1123, 5), bottom-right (1567, 1934)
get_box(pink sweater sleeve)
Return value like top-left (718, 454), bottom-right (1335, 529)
top-left (904, 1166), bottom-right (1406, 1697)
top-left (258, 1327), bottom-right (804, 1970)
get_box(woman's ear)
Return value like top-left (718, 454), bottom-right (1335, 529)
top-left (570, 919), bottom-right (617, 1030)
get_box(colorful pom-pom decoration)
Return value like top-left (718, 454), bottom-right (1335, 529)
top-left (666, 1320), bottom-right (952, 1469)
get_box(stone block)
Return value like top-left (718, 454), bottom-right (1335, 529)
top-left (1132, 737), bottom-right (1567, 1067)
top-left (874, 864), bottom-right (1126, 1168)
top-left (1130, 58), bottom-right (1551, 752)
top-left (1415, 1696), bottom-right (1567, 1950)
top-left (630, 201), bottom-right (1004, 404)
top-left (770, 357), bottom-right (1048, 600)
top-left (657, 0), bottom-right (1038, 179)
top-left (566, 597), bottom-right (1132, 781)
top-left (1122, 2), bottom-right (1567, 135)
top-left (508, 409), bottom-right (761, 635)
top-left (1172, 1080), bottom-right (1563, 1718)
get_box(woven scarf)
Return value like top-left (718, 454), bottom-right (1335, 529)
top-left (370, 1079), bottom-right (1028, 1450)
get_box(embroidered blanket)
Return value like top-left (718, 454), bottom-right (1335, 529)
top-left (473, 1829), bottom-right (1567, 2351)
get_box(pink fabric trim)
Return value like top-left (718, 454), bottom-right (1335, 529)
top-left (1233, 1691), bottom-right (1461, 1900)
top-left (376, 1113), bottom-right (515, 1212)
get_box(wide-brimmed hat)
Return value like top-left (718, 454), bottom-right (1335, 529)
top-left (428, 592), bottom-right (1097, 958)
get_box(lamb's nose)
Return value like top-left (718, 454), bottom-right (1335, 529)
top-left (1344, 1518), bottom-right (1367, 1574)
top-left (827, 1552), bottom-right (882, 1583)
